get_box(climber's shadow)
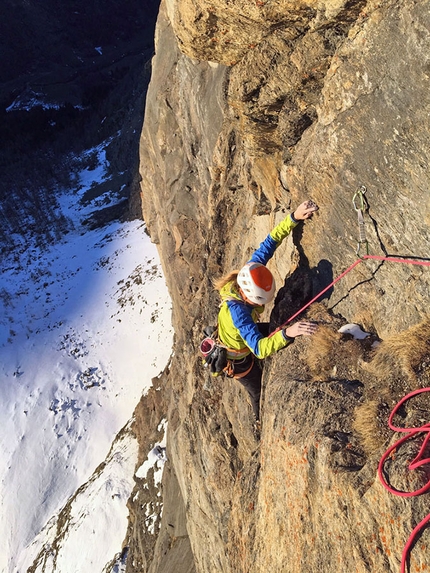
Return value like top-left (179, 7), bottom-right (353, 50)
top-left (270, 226), bottom-right (333, 332)
top-left (312, 258), bottom-right (334, 301)
top-left (270, 266), bottom-right (312, 331)
top-left (269, 259), bottom-right (334, 330)
top-left (269, 222), bottom-right (334, 329)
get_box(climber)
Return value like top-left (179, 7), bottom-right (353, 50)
top-left (212, 200), bottom-right (319, 426)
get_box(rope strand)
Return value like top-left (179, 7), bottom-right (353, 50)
top-left (269, 254), bottom-right (430, 337)
top-left (270, 252), bottom-right (430, 570)
top-left (378, 388), bottom-right (430, 573)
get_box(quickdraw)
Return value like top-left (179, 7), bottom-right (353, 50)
top-left (352, 185), bottom-right (369, 257)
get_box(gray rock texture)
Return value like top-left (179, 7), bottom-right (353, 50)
top-left (130, 0), bottom-right (430, 571)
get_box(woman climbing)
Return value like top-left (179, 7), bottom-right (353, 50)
top-left (212, 200), bottom-right (319, 427)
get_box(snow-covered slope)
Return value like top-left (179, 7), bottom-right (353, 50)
top-left (17, 422), bottom-right (140, 573)
top-left (0, 143), bottom-right (173, 572)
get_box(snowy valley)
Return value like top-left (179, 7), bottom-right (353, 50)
top-left (0, 142), bottom-right (173, 573)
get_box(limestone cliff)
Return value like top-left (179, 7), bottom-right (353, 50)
top-left (130, 0), bottom-right (430, 571)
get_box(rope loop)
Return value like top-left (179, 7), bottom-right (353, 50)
top-left (378, 388), bottom-right (430, 573)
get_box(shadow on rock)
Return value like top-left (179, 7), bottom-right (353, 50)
top-left (311, 259), bottom-right (334, 301)
top-left (269, 259), bottom-right (334, 330)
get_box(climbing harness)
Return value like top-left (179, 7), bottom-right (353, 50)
top-left (200, 326), bottom-right (254, 378)
top-left (352, 185), bottom-right (369, 257)
top-left (378, 388), bottom-right (430, 573)
top-left (223, 354), bottom-right (255, 379)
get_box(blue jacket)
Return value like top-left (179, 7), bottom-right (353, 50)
top-left (217, 214), bottom-right (298, 359)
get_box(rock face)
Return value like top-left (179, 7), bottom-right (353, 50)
top-left (132, 0), bottom-right (430, 571)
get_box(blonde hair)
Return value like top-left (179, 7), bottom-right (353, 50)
top-left (213, 270), bottom-right (239, 292)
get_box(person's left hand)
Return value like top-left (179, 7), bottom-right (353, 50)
top-left (293, 200), bottom-right (319, 220)
top-left (284, 321), bottom-right (318, 338)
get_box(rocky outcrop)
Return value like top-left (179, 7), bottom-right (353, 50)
top-left (132, 0), bottom-right (430, 571)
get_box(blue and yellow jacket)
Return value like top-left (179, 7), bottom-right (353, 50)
top-left (217, 214), bottom-right (298, 360)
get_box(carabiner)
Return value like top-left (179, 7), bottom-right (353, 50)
top-left (352, 185), bottom-right (369, 258)
top-left (356, 238), bottom-right (369, 257)
top-left (352, 185), bottom-right (368, 213)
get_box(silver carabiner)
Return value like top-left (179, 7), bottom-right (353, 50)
top-left (352, 185), bottom-right (369, 257)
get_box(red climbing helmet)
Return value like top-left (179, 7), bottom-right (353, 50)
top-left (237, 262), bottom-right (276, 305)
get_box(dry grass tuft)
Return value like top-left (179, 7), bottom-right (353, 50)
top-left (306, 302), bottom-right (338, 324)
top-left (306, 326), bottom-right (342, 379)
top-left (366, 317), bottom-right (430, 386)
top-left (353, 398), bottom-right (391, 455)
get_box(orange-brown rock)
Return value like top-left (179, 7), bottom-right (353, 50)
top-left (129, 0), bottom-right (430, 571)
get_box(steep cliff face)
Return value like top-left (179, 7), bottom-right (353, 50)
top-left (132, 0), bottom-right (430, 571)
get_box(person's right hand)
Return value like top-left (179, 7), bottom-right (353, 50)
top-left (284, 321), bottom-right (318, 338)
top-left (293, 200), bottom-right (319, 220)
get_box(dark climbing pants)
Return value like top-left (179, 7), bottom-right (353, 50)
top-left (233, 355), bottom-right (262, 421)
top-left (230, 323), bottom-right (269, 421)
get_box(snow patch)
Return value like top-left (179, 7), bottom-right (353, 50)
top-left (16, 425), bottom-right (139, 573)
top-left (135, 420), bottom-right (168, 486)
top-left (338, 323), bottom-right (371, 340)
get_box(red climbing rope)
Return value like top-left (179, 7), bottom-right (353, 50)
top-left (378, 388), bottom-right (430, 573)
top-left (269, 254), bottom-right (430, 337)
top-left (363, 254), bottom-right (430, 267)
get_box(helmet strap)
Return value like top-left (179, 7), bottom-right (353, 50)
top-left (239, 288), bottom-right (257, 306)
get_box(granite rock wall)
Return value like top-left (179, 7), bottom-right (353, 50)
top-left (130, 1), bottom-right (430, 571)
